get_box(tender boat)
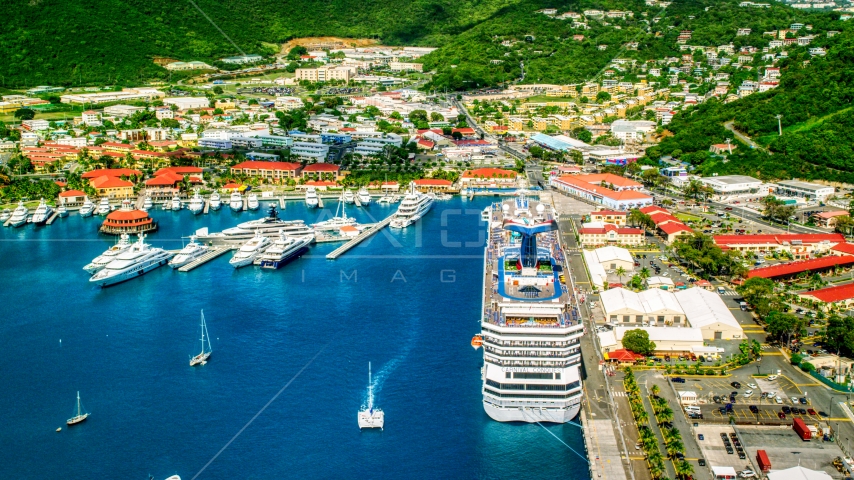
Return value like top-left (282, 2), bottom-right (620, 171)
top-left (228, 231), bottom-right (271, 268)
top-left (168, 236), bottom-right (208, 269)
top-left (31, 198), bottom-right (54, 225)
top-left (305, 187), bottom-right (319, 208)
top-left (57, 204), bottom-right (69, 217)
top-left (79, 197), bottom-right (95, 217)
top-left (66, 391), bottom-right (89, 426)
top-left (89, 234), bottom-right (173, 287)
top-left (195, 205), bottom-right (312, 244)
top-left (389, 182), bottom-right (434, 228)
top-left (259, 231), bottom-right (314, 269)
top-left (229, 192), bottom-right (243, 212)
top-left (358, 362), bottom-right (384, 430)
top-left (83, 233), bottom-right (135, 274)
top-left (481, 207), bottom-right (491, 223)
top-left (343, 189), bottom-right (355, 204)
top-left (471, 334), bottom-right (483, 350)
top-left (171, 195), bottom-right (183, 211)
top-left (189, 310), bottom-right (212, 366)
top-left (96, 198), bottom-right (111, 215)
top-left (9, 201), bottom-right (29, 227)
top-left (187, 190), bottom-right (204, 214)
top-left (247, 193), bottom-right (260, 211)
top-left (143, 196), bottom-right (153, 210)
top-left (209, 192), bottom-right (222, 210)
top-left (357, 187), bottom-right (371, 205)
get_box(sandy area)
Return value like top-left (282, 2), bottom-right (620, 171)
top-left (279, 37), bottom-right (379, 54)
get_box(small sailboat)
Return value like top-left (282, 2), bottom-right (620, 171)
top-left (189, 310), bottom-right (212, 367)
top-left (358, 362), bottom-right (384, 430)
top-left (66, 391), bottom-right (89, 426)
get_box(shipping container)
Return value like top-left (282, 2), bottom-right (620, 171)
top-left (793, 418), bottom-right (812, 441)
top-left (757, 450), bottom-right (771, 472)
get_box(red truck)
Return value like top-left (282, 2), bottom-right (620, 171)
top-left (757, 450), bottom-right (772, 472)
top-left (793, 418), bottom-right (812, 441)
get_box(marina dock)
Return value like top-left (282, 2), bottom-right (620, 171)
top-left (45, 211), bottom-right (60, 225)
top-left (317, 197), bottom-right (324, 208)
top-left (203, 199), bottom-right (210, 214)
top-left (279, 197), bottom-right (285, 209)
top-left (354, 196), bottom-right (362, 207)
top-left (325, 216), bottom-right (393, 260)
top-left (177, 246), bottom-right (233, 272)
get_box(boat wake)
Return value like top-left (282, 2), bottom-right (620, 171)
top-left (364, 317), bottom-right (419, 406)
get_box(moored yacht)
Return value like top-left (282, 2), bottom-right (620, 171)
top-left (9, 201), bottom-right (29, 227)
top-left (305, 187), bottom-right (319, 208)
top-left (82, 233), bottom-right (135, 274)
top-left (343, 189), bottom-right (355, 204)
top-left (187, 190), bottom-right (204, 214)
top-left (66, 391), bottom-right (89, 426)
top-left (229, 192), bottom-right (243, 212)
top-left (209, 192), bottom-right (222, 210)
top-left (358, 362), bottom-right (384, 430)
top-left (247, 193), bottom-right (260, 210)
top-left (357, 187), bottom-right (371, 205)
top-left (143, 196), bottom-right (153, 210)
top-left (171, 194), bottom-right (183, 211)
top-left (96, 198), bottom-right (111, 215)
top-left (389, 182), bottom-right (434, 229)
top-left (195, 205), bottom-right (312, 244)
top-left (259, 231), bottom-right (314, 269)
top-left (228, 231), bottom-right (271, 268)
top-left (31, 198), bottom-right (54, 225)
top-left (0, 209), bottom-right (10, 221)
top-left (311, 194), bottom-right (356, 230)
top-left (89, 234), bottom-right (173, 287)
top-left (57, 204), bottom-right (68, 217)
top-left (377, 195), bottom-right (391, 204)
top-left (79, 197), bottom-right (95, 217)
top-left (168, 236), bottom-right (208, 269)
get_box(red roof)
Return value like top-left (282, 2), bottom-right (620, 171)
top-left (714, 234), bottom-right (845, 246)
top-left (803, 282), bottom-right (854, 303)
top-left (638, 205), bottom-right (669, 215)
top-left (462, 168), bottom-right (517, 179)
top-left (832, 243), bottom-right (854, 256)
top-left (580, 225), bottom-right (643, 235)
top-left (747, 256), bottom-right (854, 279)
top-left (302, 163), bottom-right (340, 172)
top-left (54, 181), bottom-right (67, 187)
top-left (59, 189), bottom-right (86, 197)
top-left (417, 139), bottom-right (435, 149)
top-left (607, 349), bottom-right (645, 362)
top-left (231, 161), bottom-right (302, 171)
top-left (222, 183), bottom-right (243, 190)
top-left (814, 211), bottom-right (848, 219)
top-left (413, 179), bottom-right (452, 186)
top-left (658, 222), bottom-right (693, 235)
top-left (649, 212), bottom-right (681, 225)
top-left (91, 176), bottom-right (133, 189)
top-left (591, 210), bottom-right (627, 217)
top-left (452, 127), bottom-right (476, 135)
top-left (155, 166), bottom-right (203, 176)
top-left (105, 210), bottom-right (151, 221)
top-left (82, 168), bottom-right (142, 179)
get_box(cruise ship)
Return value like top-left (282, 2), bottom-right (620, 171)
top-left (389, 182), bottom-right (434, 228)
top-left (89, 234), bottom-right (173, 287)
top-left (194, 205), bottom-right (312, 245)
top-left (479, 193), bottom-right (584, 423)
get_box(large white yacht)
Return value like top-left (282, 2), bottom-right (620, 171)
top-left (96, 198), bottom-right (111, 215)
top-left (209, 192), bottom-right (222, 210)
top-left (343, 189), bottom-right (355, 204)
top-left (229, 232), bottom-right (271, 268)
top-left (311, 195), bottom-right (356, 230)
top-left (479, 193), bottom-right (583, 423)
top-left (195, 205), bottom-right (312, 245)
top-left (305, 187), bottom-right (319, 208)
top-left (79, 197), bottom-right (95, 217)
top-left (389, 182), bottom-right (434, 228)
top-left (89, 234), bottom-right (173, 287)
top-left (259, 231), bottom-right (314, 269)
top-left (9, 201), bottom-right (29, 227)
top-left (168, 236), bottom-right (208, 269)
top-left (83, 233), bottom-right (135, 274)
top-left (143, 196), bottom-right (153, 211)
top-left (247, 193), bottom-right (260, 211)
top-left (357, 187), bottom-right (371, 205)
top-left (31, 198), bottom-right (54, 225)
top-left (229, 192), bottom-right (243, 211)
top-left (171, 194), bottom-right (183, 211)
top-left (187, 190), bottom-right (204, 214)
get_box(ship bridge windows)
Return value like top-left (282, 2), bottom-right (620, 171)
top-left (485, 380), bottom-right (581, 391)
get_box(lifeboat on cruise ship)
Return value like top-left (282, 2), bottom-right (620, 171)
top-left (471, 335), bottom-right (483, 350)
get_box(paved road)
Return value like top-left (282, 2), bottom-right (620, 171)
top-left (723, 121), bottom-right (768, 153)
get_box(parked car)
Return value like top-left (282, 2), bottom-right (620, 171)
top-left (672, 377), bottom-right (686, 383)
top-left (747, 383), bottom-right (758, 389)
top-left (800, 398), bottom-right (808, 405)
top-left (791, 396), bottom-right (800, 404)
top-left (698, 459), bottom-right (706, 467)
top-left (731, 381), bottom-right (742, 388)
top-left (767, 375), bottom-right (779, 381)
top-left (808, 409), bottom-right (817, 416)
top-left (749, 405), bottom-right (759, 413)
top-left (775, 396), bottom-right (783, 404)
top-left (782, 406), bottom-right (791, 414)
top-left (799, 408), bottom-right (807, 415)
top-left (778, 412), bottom-right (786, 419)
top-left (743, 390), bottom-right (754, 398)
top-left (713, 396), bottom-right (722, 403)
top-left (698, 434), bottom-right (704, 441)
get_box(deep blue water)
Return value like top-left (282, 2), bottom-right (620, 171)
top-left (0, 198), bottom-right (587, 479)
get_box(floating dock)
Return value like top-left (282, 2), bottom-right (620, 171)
top-left (203, 199), bottom-right (210, 214)
top-left (317, 197), bottom-right (324, 209)
top-left (177, 246), bottom-right (233, 272)
top-left (354, 196), bottom-right (362, 207)
top-left (279, 197), bottom-right (285, 209)
top-left (45, 211), bottom-right (60, 225)
top-left (314, 224), bottom-right (378, 243)
top-left (325, 216), bottom-right (393, 260)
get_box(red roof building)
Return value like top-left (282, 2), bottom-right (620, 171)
top-left (832, 243), bottom-right (854, 256)
top-left (800, 282), bottom-right (854, 308)
top-left (231, 161), bottom-right (302, 180)
top-left (746, 256), bottom-right (854, 279)
top-left (99, 200), bottom-right (156, 235)
top-left (301, 163), bottom-right (341, 180)
top-left (714, 233), bottom-right (845, 259)
top-left (605, 348), bottom-right (645, 363)
top-left (551, 173), bottom-right (652, 210)
top-left (579, 224), bottom-right (645, 246)
top-left (154, 166), bottom-right (203, 176)
top-left (82, 168), bottom-right (142, 179)
top-left (413, 179), bottom-right (453, 192)
top-left (590, 210), bottom-right (628, 226)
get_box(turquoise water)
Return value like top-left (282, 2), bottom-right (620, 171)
top-left (0, 198), bottom-right (587, 479)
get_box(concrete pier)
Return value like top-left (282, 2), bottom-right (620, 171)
top-left (325, 216), bottom-right (393, 259)
top-left (45, 211), bottom-right (60, 225)
top-left (177, 246), bottom-right (233, 272)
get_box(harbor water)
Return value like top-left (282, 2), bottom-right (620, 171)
top-left (0, 198), bottom-right (587, 479)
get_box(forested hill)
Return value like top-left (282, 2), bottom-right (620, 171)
top-left (646, 32), bottom-right (854, 184)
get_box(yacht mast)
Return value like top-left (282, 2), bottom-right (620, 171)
top-left (76, 391), bottom-right (81, 417)
top-left (368, 362), bottom-right (373, 411)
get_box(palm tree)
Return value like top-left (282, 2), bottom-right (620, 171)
top-left (657, 407), bottom-right (674, 425)
top-left (674, 460), bottom-right (694, 479)
top-left (665, 440), bottom-right (684, 458)
top-left (650, 384), bottom-right (660, 397)
top-left (648, 460), bottom-right (665, 479)
top-left (616, 266), bottom-right (627, 284)
top-left (634, 409), bottom-right (649, 425)
top-left (640, 267), bottom-right (651, 281)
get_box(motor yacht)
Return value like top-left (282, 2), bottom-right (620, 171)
top-left (169, 235), bottom-right (208, 269)
top-left (357, 187), bottom-right (371, 205)
top-left (228, 231), bottom-right (271, 268)
top-left (89, 234), bottom-right (173, 287)
top-left (31, 198), bottom-right (54, 225)
top-left (143, 196), bottom-right (153, 210)
top-left (195, 205), bottom-right (312, 244)
top-left (8, 201), bottom-right (29, 227)
top-left (171, 195), bottom-right (183, 211)
top-left (83, 233), bottom-right (134, 274)
top-left (259, 231), bottom-right (313, 269)
top-left (343, 189), bottom-right (355, 204)
top-left (377, 195), bottom-right (391, 204)
top-left (389, 182), bottom-right (434, 228)
top-left (247, 193), bottom-right (260, 210)
top-left (209, 192), bottom-right (222, 210)
top-left (57, 204), bottom-right (68, 217)
top-left (188, 190), bottom-right (204, 214)
top-left (229, 192), bottom-right (243, 212)
top-left (96, 198), bottom-right (111, 215)
top-left (0, 209), bottom-right (10, 221)
top-left (305, 187), bottom-right (319, 208)
top-left (79, 197), bottom-right (95, 217)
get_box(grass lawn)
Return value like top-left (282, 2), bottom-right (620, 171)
top-left (524, 95), bottom-right (576, 103)
top-left (675, 212), bottom-right (702, 222)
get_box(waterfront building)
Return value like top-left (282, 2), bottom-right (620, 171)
top-left (99, 200), bottom-right (156, 235)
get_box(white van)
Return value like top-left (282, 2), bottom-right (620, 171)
top-left (684, 406), bottom-right (702, 414)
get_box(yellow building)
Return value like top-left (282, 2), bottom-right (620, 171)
top-left (532, 117), bottom-right (549, 131)
top-left (90, 176), bottom-right (135, 199)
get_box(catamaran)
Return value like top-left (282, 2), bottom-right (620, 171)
top-left (358, 362), bottom-right (384, 430)
top-left (66, 391), bottom-right (89, 426)
top-left (189, 310), bottom-right (212, 366)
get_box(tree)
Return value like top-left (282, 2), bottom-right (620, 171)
top-left (616, 266), bottom-right (627, 284)
top-left (430, 112), bottom-right (444, 122)
top-left (622, 329), bottom-right (656, 356)
top-left (736, 277), bottom-right (780, 317)
top-left (835, 215), bottom-right (854, 235)
top-left (765, 311), bottom-right (805, 343)
top-left (596, 91), bottom-right (612, 103)
top-left (409, 110), bottom-right (428, 123)
top-left (212, 86), bottom-right (224, 95)
top-left (577, 130), bottom-right (592, 143)
top-left (14, 108), bottom-right (36, 120)
top-left (286, 46), bottom-right (308, 60)
top-left (651, 385), bottom-right (660, 397)
top-left (683, 179), bottom-right (714, 201)
top-left (674, 460), bottom-right (694, 479)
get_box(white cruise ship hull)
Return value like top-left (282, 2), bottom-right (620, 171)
top-left (90, 255), bottom-right (171, 287)
top-left (483, 402), bottom-right (581, 424)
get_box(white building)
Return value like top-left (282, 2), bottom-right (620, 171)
top-left (275, 96), bottom-right (304, 111)
top-left (766, 466), bottom-right (832, 480)
top-left (582, 246), bottom-right (635, 289)
top-left (221, 54), bottom-right (263, 64)
top-left (163, 97), bottom-right (210, 110)
top-left (698, 175), bottom-right (763, 195)
top-left (55, 136), bottom-right (88, 148)
top-left (60, 88), bottom-right (165, 105)
top-left (81, 110), bottom-right (101, 126)
top-left (776, 180), bottom-right (835, 201)
top-left (201, 129), bottom-right (239, 141)
top-left (388, 62), bottom-right (424, 72)
top-left (598, 326), bottom-right (705, 354)
top-left (103, 105), bottom-right (145, 118)
top-left (609, 120), bottom-right (656, 141)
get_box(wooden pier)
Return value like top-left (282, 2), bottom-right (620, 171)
top-left (325, 216), bottom-right (393, 260)
top-left (4, 215), bottom-right (13, 227)
top-left (45, 211), bottom-right (60, 225)
top-left (177, 246), bottom-right (233, 272)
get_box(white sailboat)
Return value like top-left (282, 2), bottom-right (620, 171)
top-left (189, 310), bottom-right (212, 367)
top-left (358, 362), bottom-right (384, 430)
top-left (311, 193), bottom-right (357, 230)
top-left (66, 391), bottom-right (89, 426)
